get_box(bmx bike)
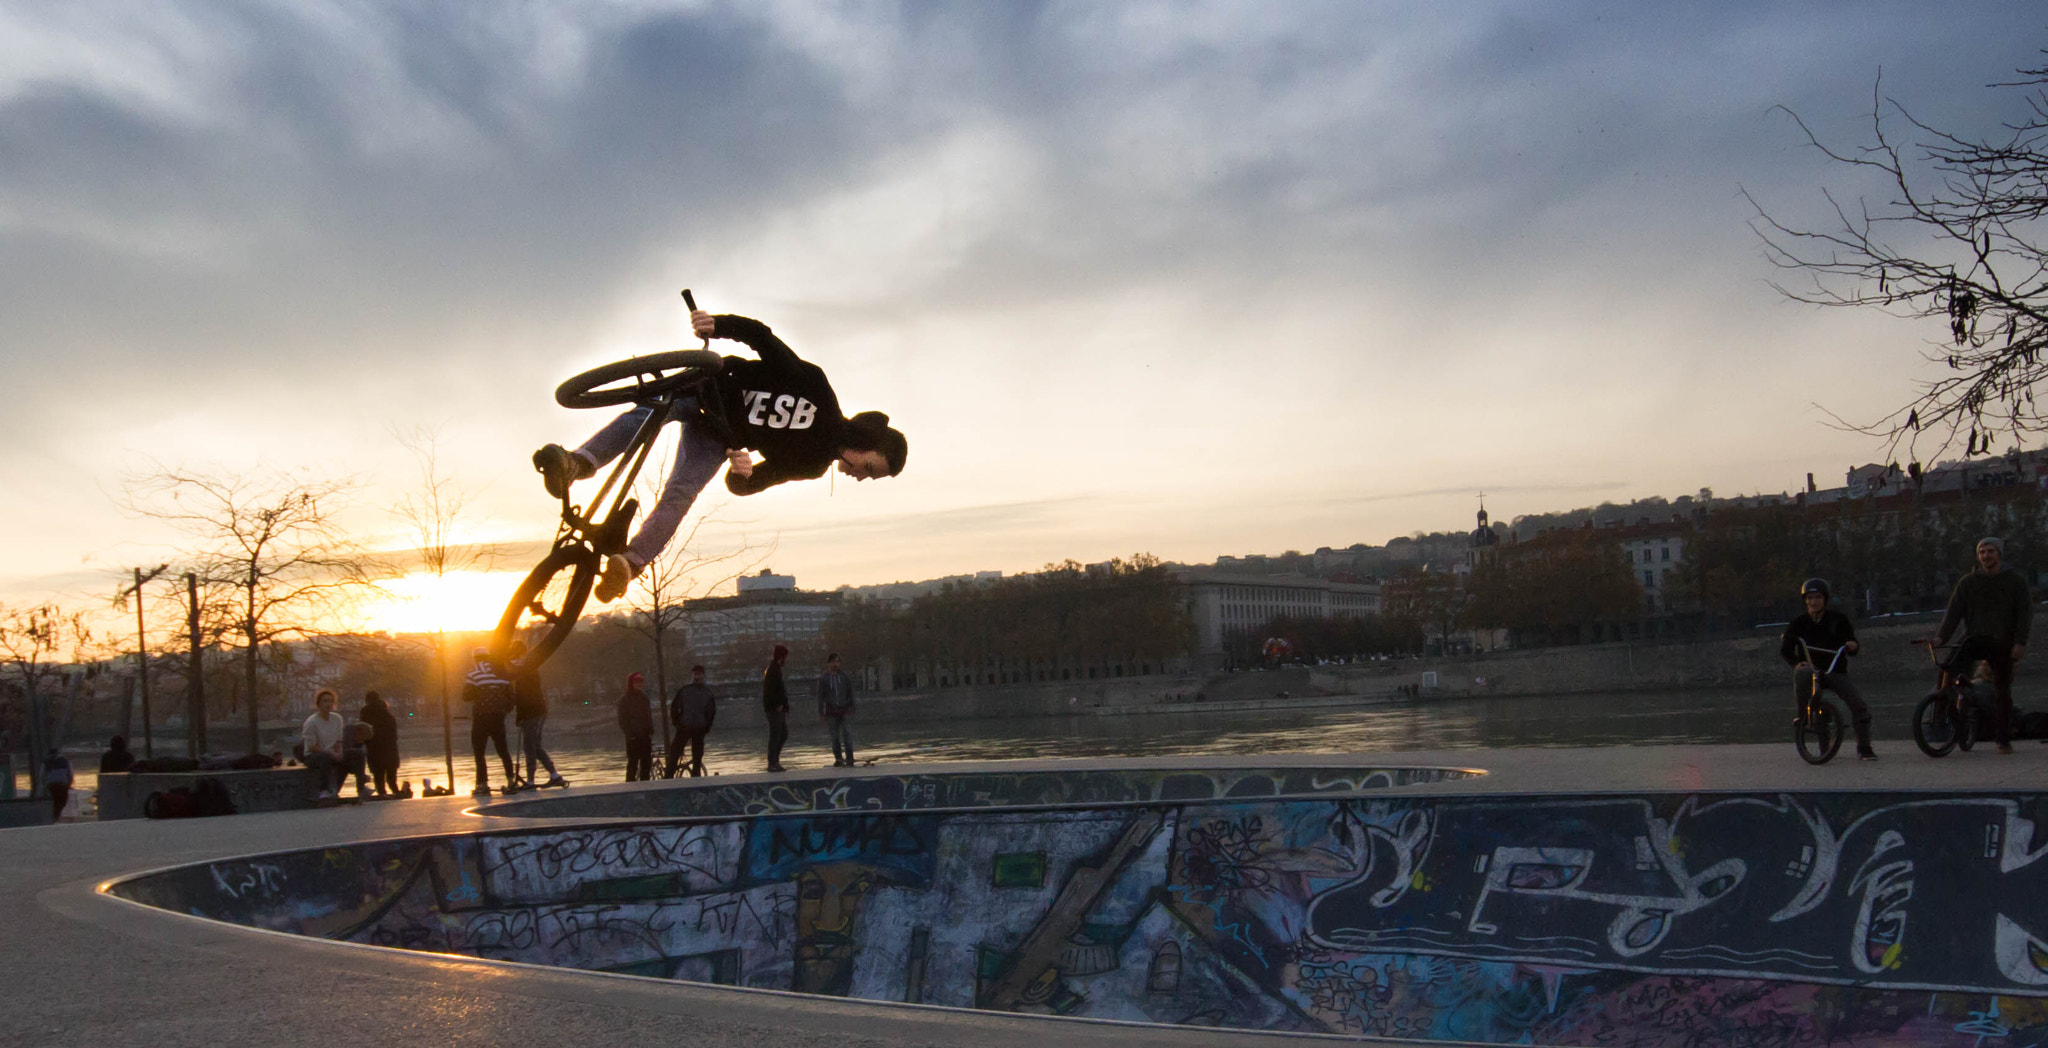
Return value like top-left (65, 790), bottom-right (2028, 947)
top-left (491, 290), bottom-right (728, 670)
top-left (1793, 641), bottom-right (1848, 764)
top-left (1910, 639), bottom-right (1983, 758)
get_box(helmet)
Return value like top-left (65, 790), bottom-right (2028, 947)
top-left (1800, 578), bottom-right (1830, 600)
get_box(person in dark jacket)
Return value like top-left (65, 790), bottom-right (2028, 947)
top-left (1928, 536), bottom-right (2034, 753)
top-left (357, 691), bottom-right (401, 797)
top-left (817, 652), bottom-right (856, 767)
top-left (462, 648), bottom-right (520, 796)
top-left (1780, 578), bottom-right (1875, 760)
top-left (507, 640), bottom-right (566, 789)
top-left (665, 664), bottom-right (717, 778)
top-left (533, 307), bottom-right (909, 603)
top-left (99, 735), bottom-right (135, 775)
top-left (763, 644), bottom-right (791, 772)
top-left (618, 672), bottom-right (655, 781)
top-left (42, 749), bottom-right (73, 823)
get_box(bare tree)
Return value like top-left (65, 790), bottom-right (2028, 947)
top-left (1751, 57), bottom-right (2048, 460)
top-left (0, 603), bottom-right (91, 797)
top-left (621, 507), bottom-right (776, 703)
top-left (112, 564), bottom-right (170, 757)
top-left (124, 465), bottom-right (383, 754)
top-left (391, 428), bottom-right (494, 789)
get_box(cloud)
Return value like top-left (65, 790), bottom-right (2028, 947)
top-left (3, 2), bottom-right (2046, 605)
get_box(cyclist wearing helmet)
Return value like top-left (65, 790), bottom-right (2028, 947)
top-left (533, 308), bottom-right (909, 603)
top-left (1779, 578), bottom-right (1875, 760)
top-left (1925, 536), bottom-right (2031, 754)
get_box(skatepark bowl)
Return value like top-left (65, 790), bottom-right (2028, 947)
top-left (102, 763), bottom-right (2048, 1045)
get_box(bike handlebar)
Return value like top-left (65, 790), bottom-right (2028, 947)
top-left (1797, 640), bottom-right (1845, 675)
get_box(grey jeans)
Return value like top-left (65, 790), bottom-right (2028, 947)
top-left (519, 716), bottom-right (558, 782)
top-left (574, 398), bottom-right (728, 567)
top-left (825, 713), bottom-right (854, 764)
top-left (1793, 667), bottom-right (1873, 748)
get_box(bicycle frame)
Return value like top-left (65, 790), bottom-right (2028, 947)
top-left (1797, 642), bottom-right (1845, 720)
top-left (1912, 639), bottom-right (1980, 697)
top-left (554, 388), bottom-right (682, 555)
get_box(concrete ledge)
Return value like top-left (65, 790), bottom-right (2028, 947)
top-left (96, 767), bottom-right (323, 821)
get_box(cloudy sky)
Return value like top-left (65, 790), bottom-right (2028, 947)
top-left (3, 2), bottom-right (2043, 624)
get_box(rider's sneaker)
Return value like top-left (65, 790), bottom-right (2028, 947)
top-left (533, 444), bottom-right (592, 499)
top-left (595, 554), bottom-right (634, 603)
top-left (1999, 742), bottom-right (2016, 755)
top-left (1857, 749), bottom-right (1878, 761)
top-left (544, 776), bottom-right (567, 788)
top-left (471, 785), bottom-right (492, 797)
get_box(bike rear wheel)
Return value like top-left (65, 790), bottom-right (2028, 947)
top-left (1795, 703), bottom-right (1843, 765)
top-left (555, 350), bottom-right (723, 409)
top-left (1912, 693), bottom-right (1958, 757)
top-left (493, 545), bottom-right (600, 669)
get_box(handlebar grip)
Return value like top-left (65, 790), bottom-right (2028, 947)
top-left (681, 289), bottom-right (698, 311)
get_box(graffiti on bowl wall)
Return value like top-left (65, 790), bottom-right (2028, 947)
top-left (111, 789), bottom-right (2048, 1045)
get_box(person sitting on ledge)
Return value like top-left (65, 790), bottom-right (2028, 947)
top-left (99, 735), bottom-right (135, 775)
top-left (301, 689), bottom-right (348, 799)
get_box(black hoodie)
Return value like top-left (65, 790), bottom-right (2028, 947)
top-left (712, 315), bottom-right (849, 496)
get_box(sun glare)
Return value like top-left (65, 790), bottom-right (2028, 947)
top-left (357, 570), bottom-right (525, 635)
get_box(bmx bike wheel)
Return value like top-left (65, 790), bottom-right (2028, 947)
top-left (1956, 701), bottom-right (1979, 752)
top-left (1912, 693), bottom-right (1958, 757)
top-left (493, 545), bottom-right (600, 669)
top-left (556, 350), bottom-right (723, 409)
top-left (1794, 704), bottom-right (1843, 765)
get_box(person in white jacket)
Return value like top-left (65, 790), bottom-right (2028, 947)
top-left (301, 688), bottom-right (347, 799)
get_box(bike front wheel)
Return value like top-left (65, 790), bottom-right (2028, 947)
top-left (1795, 703), bottom-right (1843, 765)
top-left (1912, 693), bottom-right (1958, 758)
top-left (555, 350), bottom-right (723, 409)
top-left (493, 545), bottom-right (601, 669)
top-left (1956, 698), bottom-right (1979, 752)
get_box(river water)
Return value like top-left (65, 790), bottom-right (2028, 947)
top-left (30, 679), bottom-right (1961, 802)
top-left (384, 679), bottom-right (1950, 793)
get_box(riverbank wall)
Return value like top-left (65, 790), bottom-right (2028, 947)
top-left (696, 611), bottom-right (1956, 724)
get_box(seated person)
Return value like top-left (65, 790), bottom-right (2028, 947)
top-left (534, 308), bottom-right (907, 602)
top-left (99, 735), bottom-right (136, 774)
top-left (1779, 578), bottom-right (1874, 760)
top-left (300, 688), bottom-right (348, 798)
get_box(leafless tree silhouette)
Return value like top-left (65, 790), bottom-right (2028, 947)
top-left (123, 465), bottom-right (383, 754)
top-left (391, 428), bottom-right (495, 787)
top-left (0, 603), bottom-right (91, 797)
top-left (1751, 57), bottom-right (2048, 463)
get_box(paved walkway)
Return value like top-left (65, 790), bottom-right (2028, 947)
top-left (3, 742), bottom-right (2040, 1047)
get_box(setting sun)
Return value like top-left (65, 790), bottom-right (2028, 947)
top-left (355, 570), bottom-right (526, 635)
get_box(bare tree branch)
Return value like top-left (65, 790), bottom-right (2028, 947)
top-left (1750, 57), bottom-right (2048, 464)
top-left (121, 463), bottom-right (386, 752)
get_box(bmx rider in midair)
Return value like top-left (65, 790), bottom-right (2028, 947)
top-left (534, 307), bottom-right (908, 602)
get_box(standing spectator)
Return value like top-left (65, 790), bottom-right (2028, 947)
top-left (302, 688), bottom-right (348, 799)
top-left (618, 672), bottom-right (655, 781)
top-left (1930, 535), bottom-right (2034, 754)
top-left (99, 735), bottom-right (135, 775)
top-left (341, 720), bottom-right (374, 798)
top-left (666, 664), bottom-right (717, 778)
top-left (507, 640), bottom-right (567, 789)
top-left (763, 644), bottom-right (791, 772)
top-left (817, 652), bottom-right (856, 767)
top-left (42, 748), bottom-right (73, 823)
top-left (358, 691), bottom-right (401, 797)
top-left (462, 648), bottom-right (519, 796)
